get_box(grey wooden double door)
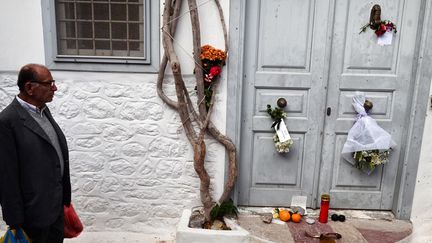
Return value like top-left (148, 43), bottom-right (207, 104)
top-left (238, 0), bottom-right (421, 209)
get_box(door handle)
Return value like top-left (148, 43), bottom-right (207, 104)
top-left (277, 98), bottom-right (287, 108)
top-left (326, 107), bottom-right (331, 116)
top-left (369, 4), bottom-right (382, 29)
top-left (364, 100), bottom-right (373, 112)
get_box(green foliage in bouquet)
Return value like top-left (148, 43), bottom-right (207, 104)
top-left (266, 104), bottom-right (286, 129)
top-left (353, 149), bottom-right (390, 173)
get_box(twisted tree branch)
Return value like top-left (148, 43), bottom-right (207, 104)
top-left (157, 0), bottom-right (237, 223)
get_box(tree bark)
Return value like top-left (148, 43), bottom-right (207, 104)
top-left (157, 0), bottom-right (183, 109)
top-left (187, 0), bottom-right (207, 119)
top-left (157, 0), bottom-right (238, 223)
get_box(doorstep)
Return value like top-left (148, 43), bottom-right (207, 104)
top-left (237, 207), bottom-right (412, 243)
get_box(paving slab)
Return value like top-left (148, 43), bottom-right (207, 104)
top-left (64, 232), bottom-right (175, 243)
top-left (328, 221), bottom-right (368, 243)
top-left (237, 215), bottom-right (293, 243)
top-left (236, 208), bottom-right (412, 243)
top-left (287, 220), bottom-right (336, 243)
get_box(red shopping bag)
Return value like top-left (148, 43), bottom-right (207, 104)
top-left (64, 204), bottom-right (83, 238)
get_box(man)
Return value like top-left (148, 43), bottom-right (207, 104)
top-left (0, 64), bottom-right (71, 242)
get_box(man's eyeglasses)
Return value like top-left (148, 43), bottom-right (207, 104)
top-left (30, 80), bottom-right (56, 87)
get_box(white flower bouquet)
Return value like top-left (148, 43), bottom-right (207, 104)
top-left (267, 104), bottom-right (293, 154)
top-left (273, 133), bottom-right (294, 153)
top-left (341, 92), bottom-right (396, 174)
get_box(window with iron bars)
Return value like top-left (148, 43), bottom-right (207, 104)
top-left (56, 0), bottom-right (144, 57)
top-left (42, 0), bottom-right (159, 72)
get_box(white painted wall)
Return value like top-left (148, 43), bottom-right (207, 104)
top-left (0, 0), bottom-right (229, 235)
top-left (0, 0), bottom-right (46, 70)
top-left (410, 85), bottom-right (432, 241)
top-left (1, 0), bottom-right (432, 239)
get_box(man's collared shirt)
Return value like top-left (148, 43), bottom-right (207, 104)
top-left (15, 95), bottom-right (65, 177)
top-left (16, 95), bottom-right (46, 117)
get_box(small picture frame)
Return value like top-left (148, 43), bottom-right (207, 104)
top-left (291, 195), bottom-right (307, 215)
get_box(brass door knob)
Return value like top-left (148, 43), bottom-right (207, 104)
top-left (277, 98), bottom-right (287, 108)
top-left (364, 99), bottom-right (373, 112)
top-left (369, 4), bottom-right (382, 29)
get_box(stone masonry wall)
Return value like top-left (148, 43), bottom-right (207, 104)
top-left (0, 70), bottom-right (227, 234)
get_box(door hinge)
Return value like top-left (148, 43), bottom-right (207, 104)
top-left (326, 107), bottom-right (331, 116)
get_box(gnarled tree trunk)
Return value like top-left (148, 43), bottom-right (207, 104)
top-left (158, 0), bottom-right (237, 223)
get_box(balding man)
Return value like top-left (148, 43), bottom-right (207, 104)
top-left (0, 64), bottom-right (71, 242)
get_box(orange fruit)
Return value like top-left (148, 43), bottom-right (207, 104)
top-left (279, 210), bottom-right (291, 222)
top-left (291, 213), bottom-right (302, 223)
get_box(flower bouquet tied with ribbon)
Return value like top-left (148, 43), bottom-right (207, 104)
top-left (200, 45), bottom-right (226, 110)
top-left (359, 4), bottom-right (397, 37)
top-left (360, 19), bottom-right (397, 37)
top-left (341, 92), bottom-right (396, 174)
top-left (266, 104), bottom-right (293, 153)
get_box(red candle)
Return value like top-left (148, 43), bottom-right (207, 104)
top-left (319, 194), bottom-right (330, 223)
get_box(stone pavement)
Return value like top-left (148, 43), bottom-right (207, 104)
top-left (64, 232), bottom-right (176, 243)
top-left (237, 208), bottom-right (413, 243)
top-left (63, 208), bottom-right (431, 243)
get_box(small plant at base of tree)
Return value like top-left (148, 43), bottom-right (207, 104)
top-left (210, 198), bottom-right (239, 221)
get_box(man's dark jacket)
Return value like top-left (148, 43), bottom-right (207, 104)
top-left (0, 98), bottom-right (71, 228)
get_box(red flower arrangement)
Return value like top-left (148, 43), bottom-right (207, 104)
top-left (200, 45), bottom-right (226, 110)
top-left (204, 66), bottom-right (222, 83)
top-left (360, 20), bottom-right (397, 37)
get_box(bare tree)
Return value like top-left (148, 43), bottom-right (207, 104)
top-left (157, 0), bottom-right (237, 223)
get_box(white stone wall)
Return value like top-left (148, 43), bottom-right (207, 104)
top-left (0, 70), bottom-right (228, 234)
top-left (0, 0), bottom-right (229, 234)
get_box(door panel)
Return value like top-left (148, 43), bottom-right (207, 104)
top-left (258, 0), bottom-right (313, 70)
top-left (318, 0), bottom-right (421, 209)
top-left (239, 0), bottom-right (420, 209)
top-left (238, 0), bottom-right (329, 207)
